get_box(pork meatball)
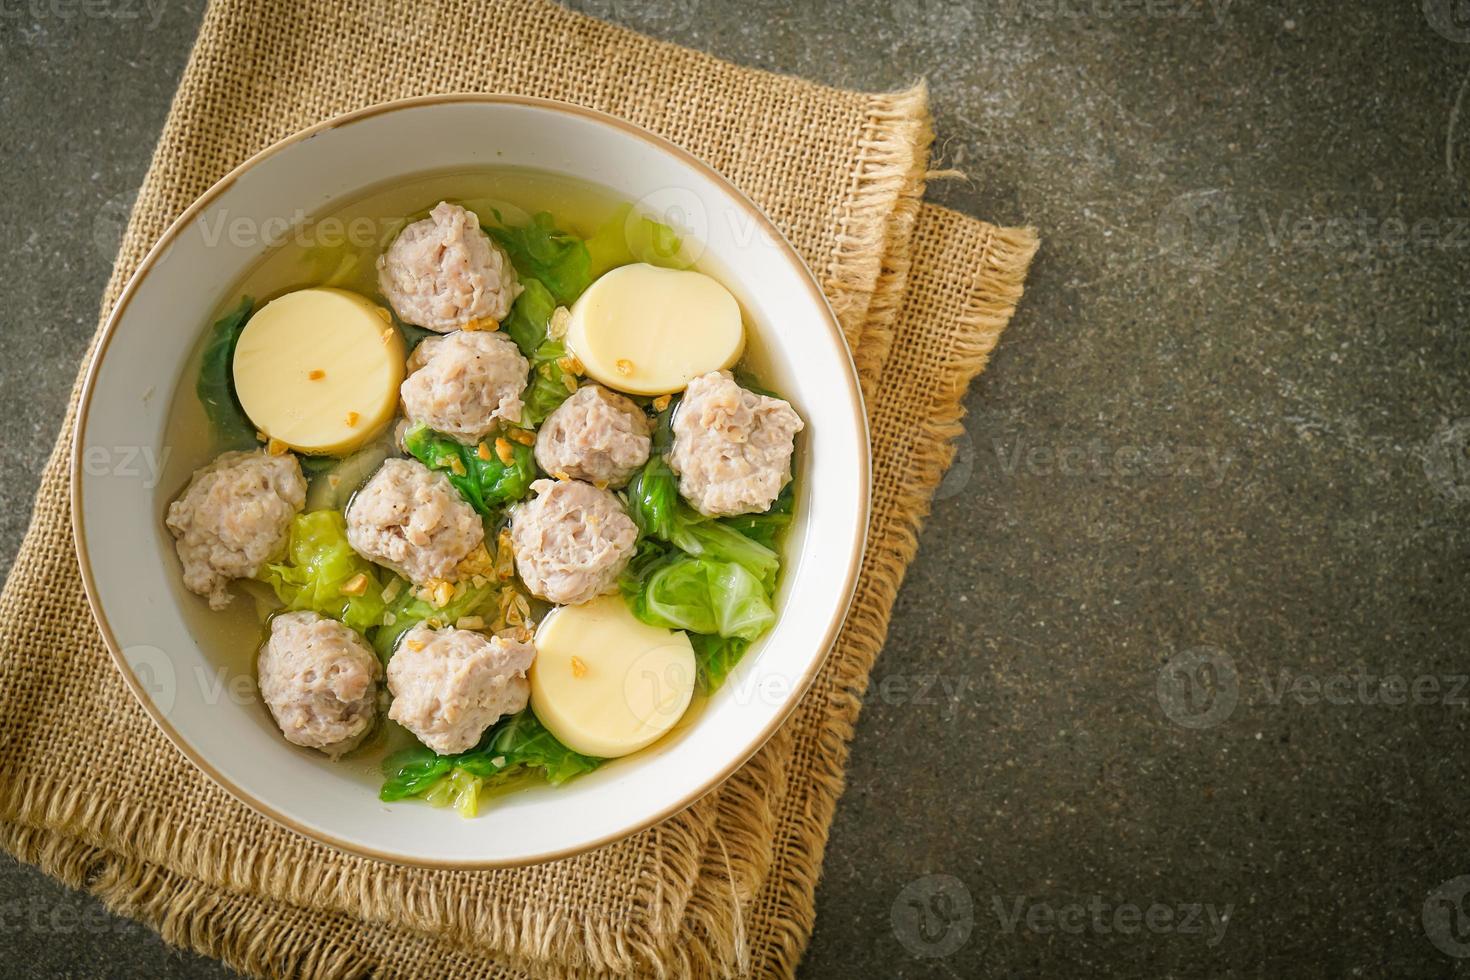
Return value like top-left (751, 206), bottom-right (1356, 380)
top-left (534, 384), bottom-right (652, 488)
top-left (510, 479), bottom-right (637, 606)
top-left (165, 450), bottom-right (306, 609)
top-left (345, 458), bottom-right (483, 585)
top-left (400, 329), bottom-right (529, 443)
top-left (257, 611), bottom-right (379, 758)
top-left (377, 201), bottom-right (522, 332)
top-left (387, 625), bottom-right (534, 755)
top-left (668, 371), bottom-right (804, 517)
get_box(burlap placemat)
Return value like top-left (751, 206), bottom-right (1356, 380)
top-left (0, 1), bottom-right (1038, 976)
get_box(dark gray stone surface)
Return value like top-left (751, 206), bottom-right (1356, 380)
top-left (2, 1), bottom-right (1467, 976)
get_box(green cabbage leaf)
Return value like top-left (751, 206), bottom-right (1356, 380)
top-left (257, 510), bottom-right (387, 632)
top-left (196, 296), bottom-right (256, 448)
top-left (485, 212), bottom-right (591, 305)
top-left (402, 423), bottom-right (536, 515)
top-left (379, 710), bottom-right (601, 817)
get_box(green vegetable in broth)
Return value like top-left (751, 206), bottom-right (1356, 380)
top-left (302, 441), bottom-right (392, 512)
top-left (402, 423), bottom-right (536, 516)
top-left (502, 277), bottom-right (558, 357)
top-left (420, 768), bottom-right (484, 817)
top-left (669, 514), bottom-right (780, 592)
top-left (523, 340), bottom-right (576, 426)
top-left (485, 212), bottom-right (592, 305)
top-left (585, 204), bottom-right (689, 278)
top-left (627, 454), bottom-right (679, 541)
top-left (620, 542), bottom-right (776, 642)
top-left (474, 709), bottom-right (602, 783)
top-left (395, 318), bottom-right (437, 354)
top-left (689, 633), bottom-right (750, 695)
top-left (626, 399), bottom-right (680, 539)
top-left (296, 455), bottom-right (339, 479)
top-left (196, 296), bottom-right (256, 448)
top-left (454, 196), bottom-right (531, 229)
top-left (257, 510), bottom-right (387, 633)
top-left (626, 398), bottom-right (781, 590)
top-left (380, 709), bottom-right (602, 816)
top-left (370, 577), bottom-right (499, 660)
top-left (466, 279), bottom-right (574, 426)
top-left (717, 482), bottom-right (795, 550)
top-left (621, 388), bottom-right (784, 658)
top-left (627, 471), bottom-right (781, 589)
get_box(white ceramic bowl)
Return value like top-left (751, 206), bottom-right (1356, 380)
top-left (73, 95), bottom-right (868, 867)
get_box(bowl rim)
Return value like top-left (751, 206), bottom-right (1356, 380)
top-left (70, 92), bottom-right (871, 868)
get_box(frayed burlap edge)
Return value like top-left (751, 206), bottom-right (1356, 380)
top-left (0, 764), bottom-right (711, 976)
top-left (0, 81), bottom-right (935, 979)
top-left (820, 82), bottom-right (932, 350)
top-left (0, 825), bottom-right (380, 979)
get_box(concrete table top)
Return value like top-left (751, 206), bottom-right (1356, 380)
top-left (1, 1), bottom-right (1467, 975)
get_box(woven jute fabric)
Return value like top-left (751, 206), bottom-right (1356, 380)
top-left (0, 0), bottom-right (1038, 976)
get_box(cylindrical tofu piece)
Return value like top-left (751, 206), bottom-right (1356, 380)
top-left (565, 264), bottom-right (744, 396)
top-left (233, 287), bottom-right (405, 455)
top-left (530, 596), bottom-right (696, 758)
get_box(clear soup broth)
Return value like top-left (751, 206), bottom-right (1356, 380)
top-left (160, 168), bottom-right (785, 791)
